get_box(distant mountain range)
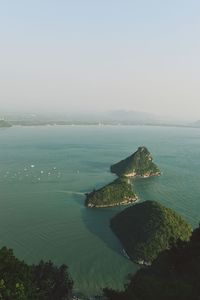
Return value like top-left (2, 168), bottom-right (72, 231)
top-left (1, 110), bottom-right (199, 127)
top-left (192, 120), bottom-right (200, 127)
top-left (102, 110), bottom-right (161, 124)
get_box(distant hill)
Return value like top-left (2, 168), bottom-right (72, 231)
top-left (105, 110), bottom-right (160, 124)
top-left (1, 110), bottom-right (190, 127)
top-left (0, 120), bottom-right (12, 127)
top-left (110, 146), bottom-right (161, 177)
top-left (192, 120), bottom-right (200, 127)
top-left (111, 200), bottom-right (192, 264)
top-left (85, 178), bottom-right (137, 208)
top-left (0, 110), bottom-right (165, 126)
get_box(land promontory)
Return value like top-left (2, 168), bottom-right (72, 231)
top-left (85, 178), bottom-right (137, 208)
top-left (0, 120), bottom-right (12, 127)
top-left (111, 200), bottom-right (192, 264)
top-left (110, 146), bottom-right (161, 177)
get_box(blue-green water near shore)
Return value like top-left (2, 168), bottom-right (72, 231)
top-left (0, 125), bottom-right (200, 296)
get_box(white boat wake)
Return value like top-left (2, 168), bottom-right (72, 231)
top-left (57, 190), bottom-right (85, 196)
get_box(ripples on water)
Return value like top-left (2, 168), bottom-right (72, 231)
top-left (0, 125), bottom-right (200, 296)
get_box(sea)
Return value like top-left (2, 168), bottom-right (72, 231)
top-left (0, 125), bottom-right (200, 297)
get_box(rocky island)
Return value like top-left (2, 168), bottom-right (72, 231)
top-left (85, 178), bottom-right (137, 208)
top-left (110, 146), bottom-right (161, 177)
top-left (85, 146), bottom-right (161, 208)
top-left (111, 200), bottom-right (192, 264)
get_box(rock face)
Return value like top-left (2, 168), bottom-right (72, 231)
top-left (110, 146), bottom-right (161, 178)
top-left (85, 178), bottom-right (138, 208)
top-left (111, 200), bottom-right (192, 264)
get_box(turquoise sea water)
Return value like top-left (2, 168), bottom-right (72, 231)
top-left (0, 125), bottom-right (200, 296)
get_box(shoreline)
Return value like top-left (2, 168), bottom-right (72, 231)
top-left (124, 172), bottom-right (161, 178)
top-left (86, 196), bottom-right (139, 208)
top-left (3, 123), bottom-right (200, 130)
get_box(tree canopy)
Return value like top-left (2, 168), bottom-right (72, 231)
top-left (0, 247), bottom-right (73, 300)
top-left (111, 200), bottom-right (192, 263)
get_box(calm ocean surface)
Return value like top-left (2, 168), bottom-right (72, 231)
top-left (0, 125), bottom-right (200, 296)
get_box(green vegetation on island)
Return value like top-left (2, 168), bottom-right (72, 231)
top-left (0, 247), bottom-right (73, 300)
top-left (85, 146), bottom-right (161, 207)
top-left (110, 146), bottom-right (161, 177)
top-left (111, 200), bottom-right (192, 264)
top-left (85, 178), bottom-right (137, 208)
top-left (104, 225), bottom-right (200, 300)
top-left (0, 120), bottom-right (12, 127)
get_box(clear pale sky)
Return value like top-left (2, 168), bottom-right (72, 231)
top-left (0, 1), bottom-right (200, 119)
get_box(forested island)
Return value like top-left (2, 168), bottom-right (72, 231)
top-left (111, 146), bottom-right (161, 177)
top-left (86, 146), bottom-right (161, 208)
top-left (104, 225), bottom-right (200, 300)
top-left (111, 200), bottom-right (192, 264)
top-left (85, 178), bottom-right (137, 208)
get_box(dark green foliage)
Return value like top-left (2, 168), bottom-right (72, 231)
top-left (103, 288), bottom-right (128, 300)
top-left (32, 261), bottom-right (73, 300)
top-left (110, 146), bottom-right (160, 177)
top-left (85, 178), bottom-right (137, 207)
top-left (0, 247), bottom-right (73, 300)
top-left (111, 200), bottom-right (192, 263)
top-left (0, 120), bottom-right (12, 128)
top-left (104, 225), bottom-right (200, 300)
top-left (0, 247), bottom-right (35, 300)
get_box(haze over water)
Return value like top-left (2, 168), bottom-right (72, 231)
top-left (1, 1), bottom-right (200, 119)
top-left (0, 125), bottom-right (200, 296)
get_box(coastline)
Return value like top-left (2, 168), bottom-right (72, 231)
top-left (124, 171), bottom-right (161, 178)
top-left (86, 196), bottom-right (139, 208)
